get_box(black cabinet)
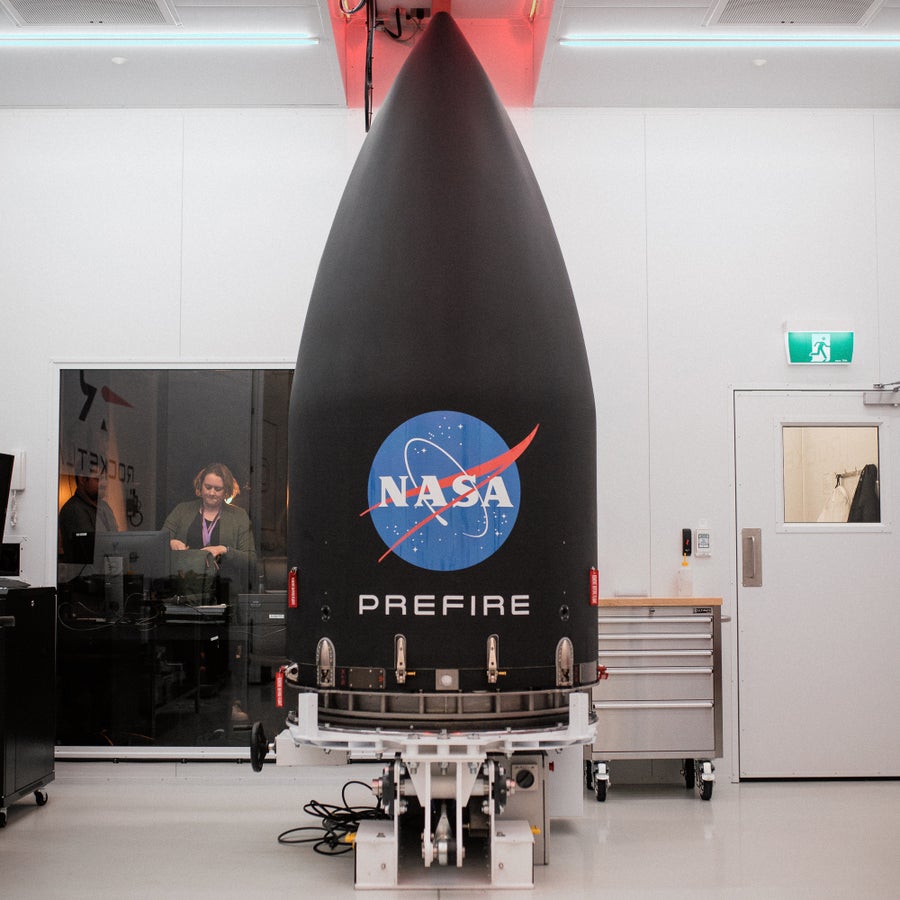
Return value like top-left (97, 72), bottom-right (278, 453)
top-left (0, 587), bottom-right (56, 826)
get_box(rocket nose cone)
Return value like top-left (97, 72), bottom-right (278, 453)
top-left (417, 10), bottom-right (461, 43)
top-left (428, 10), bottom-right (453, 27)
top-left (287, 0), bottom-right (597, 716)
top-left (374, 8), bottom-right (502, 130)
top-left (301, 0), bottom-right (576, 384)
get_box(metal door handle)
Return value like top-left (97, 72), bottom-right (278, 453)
top-left (741, 528), bottom-right (762, 587)
top-left (744, 534), bottom-right (756, 577)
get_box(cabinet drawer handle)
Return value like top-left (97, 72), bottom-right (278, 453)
top-left (600, 649), bottom-right (712, 658)
top-left (599, 633), bottom-right (711, 641)
top-left (604, 666), bottom-right (713, 676)
top-left (593, 700), bottom-right (714, 711)
top-left (598, 616), bottom-right (712, 625)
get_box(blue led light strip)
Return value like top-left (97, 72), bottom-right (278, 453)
top-left (560, 36), bottom-right (900, 49)
top-left (0, 34), bottom-right (320, 48)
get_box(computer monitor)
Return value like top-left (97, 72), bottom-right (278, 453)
top-left (0, 453), bottom-right (13, 543)
top-left (93, 530), bottom-right (172, 608)
top-left (0, 542), bottom-right (20, 578)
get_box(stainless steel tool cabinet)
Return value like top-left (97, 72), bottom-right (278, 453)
top-left (586, 597), bottom-right (723, 801)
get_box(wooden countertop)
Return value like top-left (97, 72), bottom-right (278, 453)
top-left (598, 596), bottom-right (722, 607)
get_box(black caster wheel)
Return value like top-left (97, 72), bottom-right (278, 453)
top-left (683, 758), bottom-right (696, 790)
top-left (700, 779), bottom-right (714, 801)
top-left (250, 721), bottom-right (268, 772)
top-left (595, 779), bottom-right (607, 802)
top-left (35, 789), bottom-right (48, 807)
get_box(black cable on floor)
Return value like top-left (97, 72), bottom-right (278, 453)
top-left (277, 779), bottom-right (389, 856)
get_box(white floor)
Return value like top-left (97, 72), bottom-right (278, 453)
top-left (1, 761), bottom-right (898, 899)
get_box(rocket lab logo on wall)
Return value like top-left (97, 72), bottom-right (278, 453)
top-left (363, 411), bottom-right (538, 571)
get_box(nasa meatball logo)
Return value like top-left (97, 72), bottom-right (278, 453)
top-left (363, 411), bottom-right (538, 571)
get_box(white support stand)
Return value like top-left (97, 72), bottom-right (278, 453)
top-left (354, 819), bottom-right (398, 888)
top-left (276, 692), bottom-right (595, 890)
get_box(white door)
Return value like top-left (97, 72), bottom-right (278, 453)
top-left (735, 389), bottom-right (900, 777)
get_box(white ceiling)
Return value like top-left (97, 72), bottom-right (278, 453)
top-left (3, 0), bottom-right (900, 109)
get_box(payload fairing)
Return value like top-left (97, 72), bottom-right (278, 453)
top-left (285, 12), bottom-right (597, 729)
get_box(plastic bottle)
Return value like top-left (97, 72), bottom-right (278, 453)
top-left (677, 554), bottom-right (693, 597)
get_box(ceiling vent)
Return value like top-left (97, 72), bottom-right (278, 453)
top-left (705, 0), bottom-right (885, 26)
top-left (0, 0), bottom-right (180, 26)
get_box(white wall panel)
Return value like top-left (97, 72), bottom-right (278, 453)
top-left (874, 116), bottom-right (900, 385)
top-left (523, 110), bottom-right (651, 597)
top-left (0, 111), bottom-right (185, 577)
top-left (0, 113), bottom-right (184, 353)
top-left (180, 110), bottom-right (362, 361)
top-left (644, 111), bottom-right (879, 600)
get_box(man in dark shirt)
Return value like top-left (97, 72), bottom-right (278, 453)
top-left (59, 475), bottom-right (119, 564)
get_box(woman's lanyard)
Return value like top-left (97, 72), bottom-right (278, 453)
top-left (201, 513), bottom-right (220, 547)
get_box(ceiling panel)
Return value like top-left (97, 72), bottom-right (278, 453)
top-left (2, 0), bottom-right (900, 108)
top-left (536, 0), bottom-right (900, 107)
top-left (0, 0), bottom-right (179, 26)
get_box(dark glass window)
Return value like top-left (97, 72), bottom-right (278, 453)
top-left (56, 368), bottom-right (291, 750)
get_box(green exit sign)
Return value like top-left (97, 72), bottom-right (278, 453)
top-left (785, 329), bottom-right (854, 365)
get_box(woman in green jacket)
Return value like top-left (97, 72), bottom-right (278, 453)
top-left (163, 462), bottom-right (256, 590)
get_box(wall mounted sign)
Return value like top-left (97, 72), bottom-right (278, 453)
top-left (784, 326), bottom-right (854, 365)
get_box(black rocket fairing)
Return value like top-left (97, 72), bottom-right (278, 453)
top-left (287, 12), bottom-right (597, 728)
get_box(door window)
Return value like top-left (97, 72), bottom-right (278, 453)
top-left (782, 425), bottom-right (880, 524)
